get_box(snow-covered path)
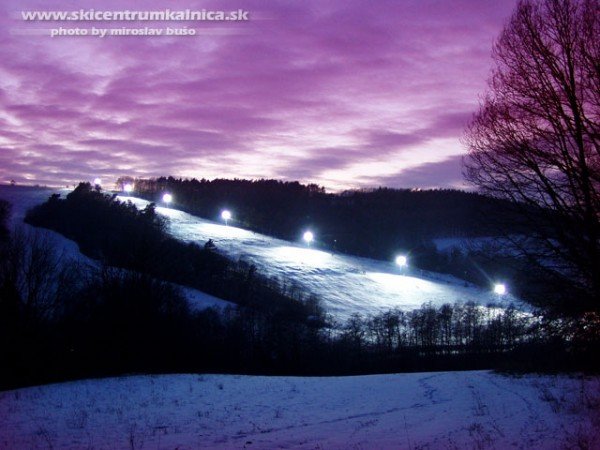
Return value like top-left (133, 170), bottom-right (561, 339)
top-left (1, 371), bottom-right (597, 449)
top-left (119, 196), bottom-right (523, 320)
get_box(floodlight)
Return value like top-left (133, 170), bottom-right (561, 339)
top-left (303, 231), bottom-right (314, 244)
top-left (395, 255), bottom-right (408, 267)
top-left (221, 210), bottom-right (232, 225)
top-left (494, 283), bottom-right (507, 295)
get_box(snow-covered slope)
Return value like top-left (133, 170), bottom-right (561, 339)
top-left (0, 185), bottom-right (55, 226)
top-left (1, 186), bottom-right (95, 265)
top-left (119, 195), bottom-right (524, 320)
top-left (1, 371), bottom-right (597, 449)
top-left (0, 186), bottom-right (524, 320)
top-left (433, 236), bottom-right (499, 253)
top-left (0, 186), bottom-right (232, 312)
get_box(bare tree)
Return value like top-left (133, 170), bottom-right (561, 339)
top-left (0, 227), bottom-right (80, 325)
top-left (464, 0), bottom-right (600, 310)
top-left (0, 200), bottom-right (10, 239)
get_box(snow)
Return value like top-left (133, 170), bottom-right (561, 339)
top-left (0, 186), bottom-right (231, 312)
top-left (119, 196), bottom-right (527, 320)
top-left (0, 186), bottom-right (527, 320)
top-left (0, 185), bottom-right (57, 226)
top-left (433, 235), bottom-right (532, 258)
top-left (0, 186), bottom-right (96, 266)
top-left (433, 236), bottom-right (499, 253)
top-left (1, 371), bottom-right (597, 449)
top-left (178, 285), bottom-right (234, 311)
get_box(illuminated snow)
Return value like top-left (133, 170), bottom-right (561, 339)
top-left (190, 222), bottom-right (255, 240)
top-left (0, 186), bottom-right (519, 322)
top-left (0, 187), bottom-right (530, 321)
top-left (0, 187), bottom-right (231, 313)
top-left (117, 195), bottom-right (526, 320)
top-left (268, 246), bottom-right (332, 267)
top-left (366, 272), bottom-right (439, 295)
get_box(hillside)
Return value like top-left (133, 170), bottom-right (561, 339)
top-left (0, 184), bottom-right (523, 321)
top-left (0, 185), bottom-right (232, 312)
top-left (119, 194), bottom-right (523, 320)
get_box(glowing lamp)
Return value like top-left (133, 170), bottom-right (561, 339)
top-left (303, 231), bottom-right (314, 244)
top-left (395, 255), bottom-right (408, 267)
top-left (494, 283), bottom-right (507, 295)
top-left (221, 210), bottom-right (232, 224)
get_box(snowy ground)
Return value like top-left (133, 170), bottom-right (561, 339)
top-left (118, 195), bottom-right (524, 320)
top-left (1, 371), bottom-right (598, 449)
top-left (0, 185), bottom-right (524, 320)
top-left (433, 236), bottom-right (499, 253)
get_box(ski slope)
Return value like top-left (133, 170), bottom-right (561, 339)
top-left (1, 371), bottom-right (597, 449)
top-left (118, 195), bottom-right (524, 320)
top-left (0, 185), bottom-right (523, 320)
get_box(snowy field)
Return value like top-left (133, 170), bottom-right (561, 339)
top-left (1, 371), bottom-right (598, 449)
top-left (0, 186), bottom-right (524, 320)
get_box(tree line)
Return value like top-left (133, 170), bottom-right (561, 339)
top-left (119, 177), bottom-right (527, 260)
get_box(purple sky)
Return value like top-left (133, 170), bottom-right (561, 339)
top-left (0, 0), bottom-right (516, 191)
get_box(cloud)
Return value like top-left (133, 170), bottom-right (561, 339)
top-left (365, 154), bottom-right (469, 189)
top-left (0, 0), bottom-right (516, 189)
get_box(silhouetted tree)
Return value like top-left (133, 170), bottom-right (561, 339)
top-left (464, 0), bottom-right (600, 311)
top-left (0, 200), bottom-right (9, 242)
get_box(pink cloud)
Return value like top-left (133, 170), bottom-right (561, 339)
top-left (0, 0), bottom-right (517, 190)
